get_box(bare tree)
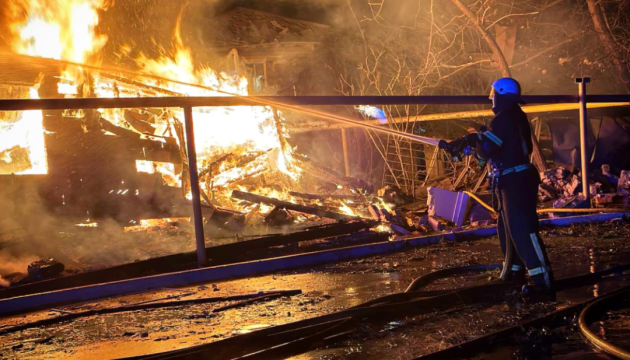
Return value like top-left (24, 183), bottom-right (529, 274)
top-left (586, 0), bottom-right (630, 91)
top-left (327, 0), bottom-right (630, 195)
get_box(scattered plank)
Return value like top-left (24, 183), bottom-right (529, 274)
top-left (288, 191), bottom-right (363, 201)
top-left (208, 220), bottom-right (375, 261)
top-left (212, 293), bottom-right (286, 313)
top-left (0, 221), bottom-right (374, 300)
top-left (231, 190), bottom-right (361, 221)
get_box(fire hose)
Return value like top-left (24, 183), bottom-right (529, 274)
top-left (579, 286), bottom-right (630, 359)
top-left (118, 264), bottom-right (629, 360)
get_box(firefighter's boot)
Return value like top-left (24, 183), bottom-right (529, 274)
top-left (522, 273), bottom-right (556, 303)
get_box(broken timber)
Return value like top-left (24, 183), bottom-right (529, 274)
top-left (0, 221), bottom-right (373, 300)
top-left (0, 213), bottom-right (626, 316)
top-left (231, 190), bottom-right (362, 221)
top-left (288, 191), bottom-right (364, 202)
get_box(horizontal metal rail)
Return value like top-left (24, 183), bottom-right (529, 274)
top-left (1, 95), bottom-right (630, 111)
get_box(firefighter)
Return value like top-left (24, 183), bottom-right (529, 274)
top-left (438, 77), bottom-right (556, 301)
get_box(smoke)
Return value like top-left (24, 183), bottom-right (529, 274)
top-left (0, 250), bottom-right (38, 287)
top-left (0, 174), bottom-right (198, 277)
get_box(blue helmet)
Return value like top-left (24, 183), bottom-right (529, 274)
top-left (490, 77), bottom-right (525, 104)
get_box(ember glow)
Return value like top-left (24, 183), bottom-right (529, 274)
top-left (5, 0), bottom-right (301, 193)
top-left (2, 0), bottom-right (110, 175)
top-left (0, 86), bottom-right (47, 175)
top-left (8, 0), bottom-right (108, 63)
top-left (1, 0), bottom-right (385, 227)
top-left (133, 25), bottom-right (301, 187)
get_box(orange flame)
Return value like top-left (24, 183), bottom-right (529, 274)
top-left (8, 0), bottom-right (108, 63)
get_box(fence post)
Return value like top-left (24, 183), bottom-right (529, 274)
top-left (341, 128), bottom-right (350, 177)
top-left (183, 106), bottom-right (208, 267)
top-left (576, 77), bottom-right (591, 207)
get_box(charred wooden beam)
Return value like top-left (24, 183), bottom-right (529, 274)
top-left (123, 110), bottom-right (156, 134)
top-left (98, 72), bottom-right (184, 97)
top-left (231, 190), bottom-right (362, 221)
top-left (208, 220), bottom-right (375, 262)
top-left (0, 221), bottom-right (374, 300)
top-left (288, 191), bottom-right (364, 202)
top-left (198, 153), bottom-right (233, 178)
top-left (97, 117), bottom-right (181, 163)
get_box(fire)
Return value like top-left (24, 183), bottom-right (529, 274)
top-left (135, 39), bottom-right (300, 185)
top-left (0, 86), bottom-right (47, 175)
top-left (3, 0), bottom-right (109, 175)
top-left (3, 0), bottom-right (392, 230)
top-left (125, 14), bottom-right (302, 194)
top-left (124, 218), bottom-right (190, 233)
top-left (4, 0), bottom-right (300, 190)
top-left (8, 0), bottom-right (108, 63)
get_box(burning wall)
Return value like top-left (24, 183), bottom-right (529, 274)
top-left (0, 0), bottom-right (375, 229)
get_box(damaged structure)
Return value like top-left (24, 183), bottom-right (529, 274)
top-left (2, 1), bottom-right (630, 359)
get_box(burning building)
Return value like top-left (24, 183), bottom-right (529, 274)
top-left (0, 0), bottom-right (392, 259)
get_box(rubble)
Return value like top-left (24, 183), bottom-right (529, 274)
top-left (264, 207), bottom-right (295, 226)
top-left (551, 194), bottom-right (586, 209)
top-left (540, 165), bottom-right (630, 210)
top-left (619, 170), bottom-right (630, 190)
top-left (231, 190), bottom-right (361, 221)
top-left (594, 193), bottom-right (629, 208)
top-left (538, 166), bottom-right (581, 202)
top-left (27, 258), bottom-right (64, 280)
top-left (377, 186), bottom-right (416, 207)
top-left (468, 203), bottom-right (493, 227)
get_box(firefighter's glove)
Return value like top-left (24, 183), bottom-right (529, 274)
top-left (439, 138), bottom-right (465, 162)
top-left (439, 133), bottom-right (480, 162)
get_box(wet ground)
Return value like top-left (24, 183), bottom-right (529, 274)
top-left (1, 219), bottom-right (630, 359)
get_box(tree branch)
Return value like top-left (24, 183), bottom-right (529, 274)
top-left (510, 37), bottom-right (575, 68)
top-left (450, 0), bottom-right (512, 77)
top-left (586, 0), bottom-right (630, 90)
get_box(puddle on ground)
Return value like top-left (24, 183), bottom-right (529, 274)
top-left (2, 221), bottom-right (630, 359)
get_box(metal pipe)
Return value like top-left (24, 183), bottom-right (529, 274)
top-left (4, 95), bottom-right (630, 112)
top-left (0, 96), bottom-right (493, 110)
top-left (3, 94), bottom-right (630, 113)
top-left (341, 128), bottom-right (350, 177)
top-left (577, 77), bottom-right (591, 206)
top-left (0, 95), bottom-right (593, 111)
top-left (183, 107), bottom-right (207, 268)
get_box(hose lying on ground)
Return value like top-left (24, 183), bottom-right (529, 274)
top-left (579, 287), bottom-right (630, 359)
top-left (122, 264), bottom-right (630, 360)
top-left (418, 281), bottom-right (630, 360)
top-left (463, 191), bottom-right (629, 215)
top-left (405, 264), bottom-right (502, 292)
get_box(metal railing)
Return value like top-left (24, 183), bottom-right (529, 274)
top-left (2, 78), bottom-right (630, 267)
